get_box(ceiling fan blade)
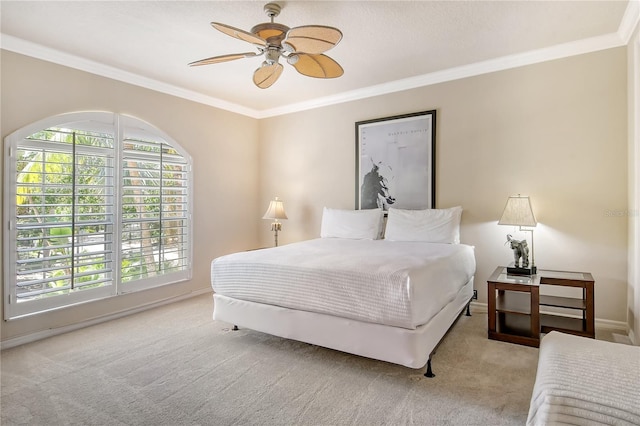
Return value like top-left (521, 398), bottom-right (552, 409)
top-left (188, 52), bottom-right (259, 66)
top-left (253, 63), bottom-right (284, 89)
top-left (285, 25), bottom-right (342, 54)
top-left (290, 53), bottom-right (344, 78)
top-left (211, 22), bottom-right (267, 47)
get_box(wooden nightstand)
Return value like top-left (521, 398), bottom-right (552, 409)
top-left (487, 266), bottom-right (594, 347)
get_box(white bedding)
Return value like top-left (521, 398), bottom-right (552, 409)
top-left (211, 238), bottom-right (475, 329)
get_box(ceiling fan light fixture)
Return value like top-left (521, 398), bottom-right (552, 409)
top-left (286, 54), bottom-right (299, 65)
top-left (264, 47), bottom-right (281, 65)
top-left (281, 41), bottom-right (295, 53)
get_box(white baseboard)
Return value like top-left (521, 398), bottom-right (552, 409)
top-left (469, 301), bottom-right (629, 333)
top-left (1, 288), bottom-right (212, 350)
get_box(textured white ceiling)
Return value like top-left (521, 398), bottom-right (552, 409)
top-left (0, 1), bottom-right (633, 116)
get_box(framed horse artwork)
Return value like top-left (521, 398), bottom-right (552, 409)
top-left (355, 110), bottom-right (436, 211)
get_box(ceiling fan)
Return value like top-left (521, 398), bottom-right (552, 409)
top-left (189, 2), bottom-right (343, 89)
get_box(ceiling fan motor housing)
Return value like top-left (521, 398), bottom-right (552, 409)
top-left (250, 22), bottom-right (289, 46)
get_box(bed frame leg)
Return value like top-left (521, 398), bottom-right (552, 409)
top-left (465, 301), bottom-right (471, 316)
top-left (424, 357), bottom-right (435, 378)
top-left (232, 325), bottom-right (239, 331)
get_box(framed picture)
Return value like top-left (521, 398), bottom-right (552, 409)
top-left (355, 110), bottom-right (436, 211)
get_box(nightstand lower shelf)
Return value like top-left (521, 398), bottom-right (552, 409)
top-left (540, 314), bottom-right (591, 337)
top-left (490, 313), bottom-right (540, 347)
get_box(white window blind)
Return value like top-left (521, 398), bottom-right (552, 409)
top-left (121, 137), bottom-right (189, 284)
top-left (4, 112), bottom-right (192, 319)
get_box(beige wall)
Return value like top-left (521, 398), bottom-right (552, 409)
top-left (1, 51), bottom-right (260, 342)
top-left (1, 45), bottom-right (631, 344)
top-left (259, 47), bottom-right (629, 324)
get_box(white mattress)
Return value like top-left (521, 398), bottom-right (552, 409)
top-left (211, 238), bottom-right (476, 329)
top-left (527, 331), bottom-right (640, 425)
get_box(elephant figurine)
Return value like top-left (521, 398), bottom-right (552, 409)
top-left (506, 234), bottom-right (529, 268)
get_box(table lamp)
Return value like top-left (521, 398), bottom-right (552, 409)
top-left (498, 194), bottom-right (537, 275)
top-left (263, 197), bottom-right (288, 247)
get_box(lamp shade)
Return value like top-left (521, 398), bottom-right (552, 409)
top-left (498, 195), bottom-right (537, 227)
top-left (262, 197), bottom-right (288, 220)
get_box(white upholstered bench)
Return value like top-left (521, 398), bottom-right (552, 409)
top-left (527, 331), bottom-right (640, 425)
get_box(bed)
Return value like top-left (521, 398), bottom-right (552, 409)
top-left (210, 206), bottom-right (476, 375)
top-left (527, 331), bottom-right (640, 425)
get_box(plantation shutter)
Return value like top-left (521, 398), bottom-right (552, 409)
top-left (12, 128), bottom-right (115, 310)
top-left (121, 137), bottom-right (190, 285)
top-left (5, 112), bottom-right (192, 319)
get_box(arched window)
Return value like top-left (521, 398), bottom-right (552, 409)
top-left (4, 112), bottom-right (192, 319)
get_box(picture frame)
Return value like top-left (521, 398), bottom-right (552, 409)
top-left (355, 110), bottom-right (436, 211)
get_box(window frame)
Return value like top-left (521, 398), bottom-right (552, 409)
top-left (4, 112), bottom-right (193, 320)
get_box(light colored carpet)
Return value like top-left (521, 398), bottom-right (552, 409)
top-left (1, 294), bottom-right (539, 425)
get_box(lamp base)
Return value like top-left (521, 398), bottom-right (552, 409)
top-left (507, 264), bottom-right (537, 276)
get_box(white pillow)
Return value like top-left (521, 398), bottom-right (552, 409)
top-left (384, 206), bottom-right (463, 244)
top-left (320, 207), bottom-right (384, 240)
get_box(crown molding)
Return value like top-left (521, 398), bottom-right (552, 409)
top-left (1, 12), bottom-right (633, 121)
top-left (619, 0), bottom-right (640, 43)
top-left (0, 34), bottom-right (261, 119)
top-left (258, 31), bottom-right (625, 118)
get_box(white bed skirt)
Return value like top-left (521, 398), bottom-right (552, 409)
top-left (213, 277), bottom-right (474, 370)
